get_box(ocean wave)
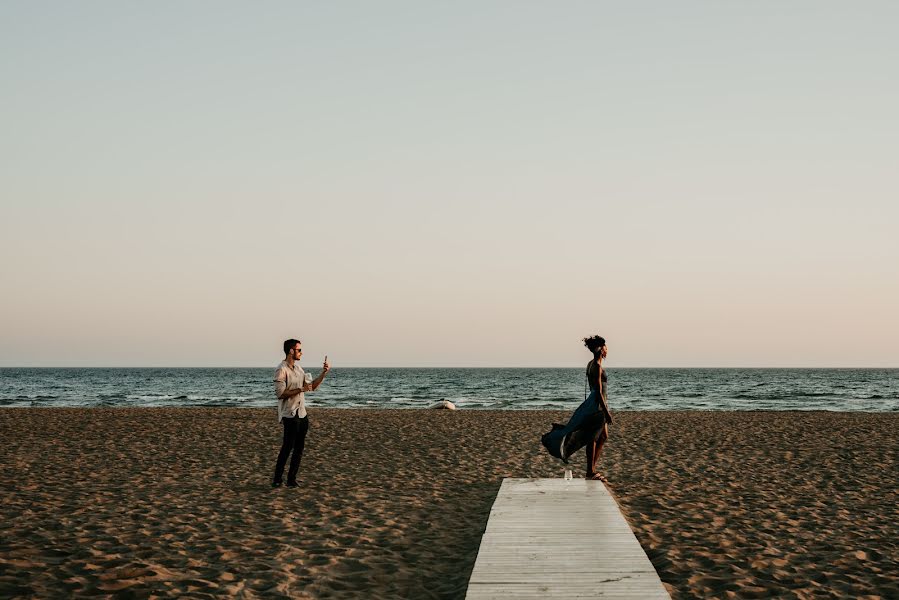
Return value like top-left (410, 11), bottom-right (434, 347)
top-left (730, 392), bottom-right (839, 401)
top-left (178, 395), bottom-right (257, 402)
top-left (95, 398), bottom-right (123, 407)
top-left (0, 399), bottom-right (37, 407)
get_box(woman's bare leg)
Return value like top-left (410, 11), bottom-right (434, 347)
top-left (591, 424), bottom-right (609, 475)
top-left (585, 440), bottom-right (597, 477)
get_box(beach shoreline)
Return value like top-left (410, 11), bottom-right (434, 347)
top-left (2, 408), bottom-right (896, 598)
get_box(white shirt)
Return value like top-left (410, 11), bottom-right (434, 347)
top-left (274, 360), bottom-right (307, 421)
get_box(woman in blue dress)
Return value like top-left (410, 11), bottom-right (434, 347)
top-left (541, 335), bottom-right (613, 481)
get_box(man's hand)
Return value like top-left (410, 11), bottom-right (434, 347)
top-left (281, 387), bottom-right (304, 400)
top-left (309, 357), bottom-right (331, 392)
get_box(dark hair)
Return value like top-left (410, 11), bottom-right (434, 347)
top-left (283, 339), bottom-right (301, 355)
top-left (583, 335), bottom-right (606, 354)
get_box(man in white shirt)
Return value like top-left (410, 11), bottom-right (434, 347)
top-left (273, 338), bottom-right (330, 488)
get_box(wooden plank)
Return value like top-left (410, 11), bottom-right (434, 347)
top-left (465, 478), bottom-right (670, 600)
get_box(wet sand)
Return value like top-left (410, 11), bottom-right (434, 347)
top-left (1, 408), bottom-right (896, 599)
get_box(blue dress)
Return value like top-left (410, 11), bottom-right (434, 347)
top-left (541, 364), bottom-right (607, 463)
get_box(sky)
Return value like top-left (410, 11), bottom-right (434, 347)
top-left (1, 1), bottom-right (897, 368)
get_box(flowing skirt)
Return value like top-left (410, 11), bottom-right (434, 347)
top-left (541, 389), bottom-right (606, 464)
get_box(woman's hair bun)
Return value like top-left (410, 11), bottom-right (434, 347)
top-left (582, 335), bottom-right (606, 352)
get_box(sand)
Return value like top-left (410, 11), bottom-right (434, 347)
top-left (1, 408), bottom-right (896, 599)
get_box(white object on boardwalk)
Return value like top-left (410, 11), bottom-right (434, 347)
top-left (466, 478), bottom-right (670, 599)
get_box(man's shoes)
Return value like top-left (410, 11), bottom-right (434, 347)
top-left (272, 480), bottom-right (283, 488)
top-left (286, 480), bottom-right (299, 488)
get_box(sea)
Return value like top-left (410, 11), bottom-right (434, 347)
top-left (1, 368), bottom-right (897, 412)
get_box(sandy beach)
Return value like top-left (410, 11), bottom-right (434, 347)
top-left (1, 408), bottom-right (896, 599)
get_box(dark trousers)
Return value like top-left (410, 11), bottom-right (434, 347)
top-left (273, 416), bottom-right (309, 484)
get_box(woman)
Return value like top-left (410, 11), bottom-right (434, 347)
top-left (541, 335), bottom-right (613, 481)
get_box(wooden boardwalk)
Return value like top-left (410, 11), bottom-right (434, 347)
top-left (465, 478), bottom-right (670, 599)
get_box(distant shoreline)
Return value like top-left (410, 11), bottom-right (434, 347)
top-left (3, 366), bottom-right (899, 370)
top-left (2, 406), bottom-right (898, 413)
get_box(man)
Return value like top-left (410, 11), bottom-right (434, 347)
top-left (272, 338), bottom-right (330, 488)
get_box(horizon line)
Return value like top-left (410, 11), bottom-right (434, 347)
top-left (1, 365), bottom-right (897, 370)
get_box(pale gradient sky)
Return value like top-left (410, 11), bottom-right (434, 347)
top-left (2, 1), bottom-right (897, 367)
